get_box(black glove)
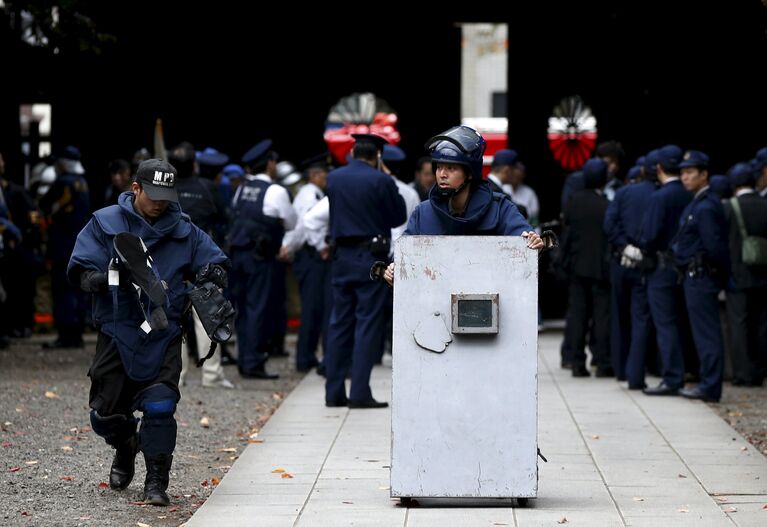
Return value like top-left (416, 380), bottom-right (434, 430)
top-left (195, 263), bottom-right (228, 289)
top-left (80, 270), bottom-right (108, 293)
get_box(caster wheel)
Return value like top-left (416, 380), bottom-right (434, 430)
top-left (399, 497), bottom-right (413, 506)
top-left (516, 497), bottom-right (529, 507)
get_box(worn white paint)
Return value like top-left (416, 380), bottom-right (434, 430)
top-left (391, 235), bottom-right (538, 499)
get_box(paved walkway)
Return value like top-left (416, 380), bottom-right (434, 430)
top-left (187, 333), bottom-right (767, 526)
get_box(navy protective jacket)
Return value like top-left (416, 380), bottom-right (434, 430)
top-left (404, 182), bottom-right (531, 235)
top-left (68, 192), bottom-right (228, 380)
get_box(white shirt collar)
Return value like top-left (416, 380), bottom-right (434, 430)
top-left (694, 185), bottom-right (710, 199)
top-left (736, 188), bottom-right (755, 197)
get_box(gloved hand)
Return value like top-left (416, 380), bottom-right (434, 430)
top-left (195, 263), bottom-right (228, 289)
top-left (620, 244), bottom-right (643, 268)
top-left (80, 270), bottom-right (108, 292)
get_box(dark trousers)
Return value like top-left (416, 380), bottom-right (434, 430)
top-left (293, 247), bottom-right (331, 370)
top-left (647, 268), bottom-right (686, 388)
top-left (683, 275), bottom-right (725, 400)
top-left (231, 249), bottom-right (273, 374)
top-left (89, 332), bottom-right (181, 455)
top-left (51, 261), bottom-right (85, 342)
top-left (564, 276), bottom-right (611, 369)
top-left (267, 261), bottom-right (288, 355)
top-left (727, 286), bottom-right (767, 384)
top-left (609, 263), bottom-right (653, 386)
top-left (324, 246), bottom-right (388, 402)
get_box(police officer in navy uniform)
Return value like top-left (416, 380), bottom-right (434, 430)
top-left (724, 162), bottom-right (767, 385)
top-left (604, 151), bottom-right (657, 387)
top-left (637, 145), bottom-right (692, 396)
top-left (39, 146), bottom-right (91, 348)
top-left (672, 150), bottom-right (729, 401)
top-left (324, 133), bottom-right (406, 408)
top-left (230, 140), bottom-right (297, 379)
top-left (68, 159), bottom-right (228, 505)
top-left (753, 148), bottom-right (767, 199)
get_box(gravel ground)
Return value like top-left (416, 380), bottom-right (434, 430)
top-left (710, 384), bottom-right (767, 458)
top-left (0, 334), bottom-right (305, 527)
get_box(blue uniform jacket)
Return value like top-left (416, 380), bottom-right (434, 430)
top-left (67, 192), bottom-right (228, 381)
top-left (604, 180), bottom-right (656, 249)
top-left (672, 188), bottom-right (729, 270)
top-left (326, 160), bottom-right (406, 238)
top-left (637, 179), bottom-right (691, 255)
top-left (39, 171), bottom-right (91, 262)
top-left (404, 182), bottom-right (531, 235)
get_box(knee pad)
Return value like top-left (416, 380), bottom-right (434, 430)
top-left (135, 383), bottom-right (178, 418)
top-left (89, 410), bottom-right (138, 446)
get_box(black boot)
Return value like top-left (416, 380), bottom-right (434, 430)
top-left (109, 433), bottom-right (139, 490)
top-left (143, 453), bottom-right (173, 506)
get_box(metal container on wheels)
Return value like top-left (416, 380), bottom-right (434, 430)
top-left (391, 236), bottom-right (538, 504)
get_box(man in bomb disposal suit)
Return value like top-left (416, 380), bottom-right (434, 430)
top-left (68, 159), bottom-right (228, 506)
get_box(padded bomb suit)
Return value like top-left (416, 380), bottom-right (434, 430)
top-left (67, 191), bottom-right (227, 498)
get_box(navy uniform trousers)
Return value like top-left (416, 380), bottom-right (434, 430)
top-left (683, 274), bottom-right (724, 400)
top-left (646, 266), bottom-right (686, 389)
top-left (231, 249), bottom-right (273, 374)
top-left (610, 261), bottom-right (653, 386)
top-left (293, 246), bottom-right (332, 370)
top-left (324, 246), bottom-right (388, 403)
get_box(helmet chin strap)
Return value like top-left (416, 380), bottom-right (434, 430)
top-left (435, 178), bottom-right (470, 199)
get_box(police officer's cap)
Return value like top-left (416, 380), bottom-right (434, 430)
top-left (752, 148), bottom-right (767, 172)
top-left (382, 144), bottom-right (406, 163)
top-left (197, 147), bottom-right (230, 167)
top-left (56, 145), bottom-right (82, 161)
top-left (351, 133), bottom-right (388, 152)
top-left (242, 139), bottom-right (274, 165)
top-left (709, 175), bottom-right (730, 198)
top-left (582, 158), bottom-right (608, 189)
top-left (657, 144), bottom-right (683, 172)
top-left (223, 163), bottom-right (245, 178)
top-left (643, 149), bottom-right (660, 173)
top-left (135, 158), bottom-right (179, 203)
top-left (678, 150), bottom-right (709, 170)
top-left (728, 162), bottom-right (754, 188)
top-left (301, 152), bottom-right (332, 171)
top-left (626, 166), bottom-right (642, 182)
top-left (491, 149), bottom-right (519, 168)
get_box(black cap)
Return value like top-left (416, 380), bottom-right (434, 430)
top-left (135, 159), bottom-right (179, 202)
top-left (351, 133), bottom-right (388, 152)
top-left (242, 139), bottom-right (274, 165)
top-left (301, 152), bottom-right (332, 171)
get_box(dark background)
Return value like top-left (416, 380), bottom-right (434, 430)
top-left (3, 1), bottom-right (767, 316)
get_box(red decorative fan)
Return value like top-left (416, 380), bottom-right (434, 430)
top-left (324, 93), bottom-right (401, 165)
top-left (547, 96), bottom-right (598, 171)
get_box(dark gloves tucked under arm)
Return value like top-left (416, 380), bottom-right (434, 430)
top-left (80, 270), bottom-right (108, 293)
top-left (195, 263), bottom-right (228, 289)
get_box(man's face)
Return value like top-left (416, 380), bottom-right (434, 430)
top-left (681, 167), bottom-right (708, 193)
top-left (309, 168), bottom-right (328, 190)
top-left (758, 167), bottom-right (767, 192)
top-left (112, 168), bottom-right (131, 190)
top-left (509, 165), bottom-right (525, 187)
top-left (416, 162), bottom-right (435, 189)
top-left (600, 155), bottom-right (620, 178)
top-left (132, 182), bottom-right (169, 220)
top-left (435, 163), bottom-right (468, 190)
top-left (0, 153), bottom-right (5, 177)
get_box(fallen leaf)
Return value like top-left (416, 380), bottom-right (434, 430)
top-left (741, 446), bottom-right (748, 451)
top-left (98, 482), bottom-right (109, 489)
top-left (4, 421), bottom-right (12, 425)
top-left (272, 392), bottom-right (283, 401)
top-left (63, 435), bottom-right (77, 441)
top-left (128, 501), bottom-right (147, 506)
top-left (249, 432), bottom-right (259, 440)
top-left (61, 446), bottom-right (73, 452)
top-left (557, 517), bottom-right (568, 524)
top-left (678, 474), bottom-right (687, 478)
top-left (80, 426), bottom-right (92, 433)
top-left (45, 391), bottom-right (59, 399)
top-left (137, 522), bottom-right (151, 527)
top-left (677, 507), bottom-right (689, 513)
top-left (272, 468), bottom-right (286, 473)
top-left (217, 447), bottom-right (236, 453)
top-left (379, 486), bottom-right (391, 490)
top-left (762, 503), bottom-right (767, 509)
top-left (61, 476), bottom-right (74, 481)
top-left (69, 427), bottom-right (78, 432)
top-left (728, 411), bottom-right (743, 417)
top-left (199, 416), bottom-right (210, 428)
top-left (211, 477), bottom-right (221, 486)
top-left (1, 441), bottom-right (11, 447)
top-left (78, 517), bottom-right (91, 520)
top-left (723, 506), bottom-right (737, 513)
top-left (200, 480), bottom-right (209, 487)
top-left (281, 473), bottom-right (294, 479)
top-left (25, 460), bottom-right (39, 465)
top-left (21, 512), bottom-right (30, 516)
top-left (591, 435), bottom-right (600, 440)
top-left (248, 439), bottom-right (264, 444)
top-left (716, 496), bottom-right (729, 502)
top-left (633, 497), bottom-right (644, 501)
top-left (168, 507), bottom-right (178, 512)
top-left (9, 467), bottom-right (20, 472)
